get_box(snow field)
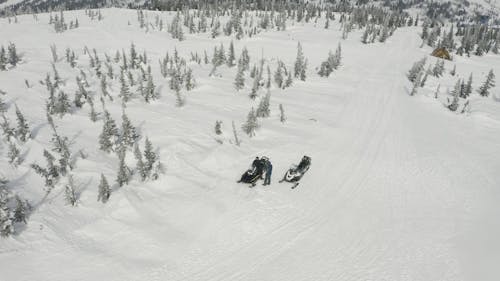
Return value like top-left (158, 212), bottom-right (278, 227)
top-left (0, 8), bottom-right (499, 281)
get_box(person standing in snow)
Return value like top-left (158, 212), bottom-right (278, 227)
top-left (251, 156), bottom-right (260, 170)
top-left (263, 158), bottom-right (273, 186)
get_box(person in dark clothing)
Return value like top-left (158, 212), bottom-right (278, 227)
top-left (255, 158), bottom-right (266, 178)
top-left (297, 156), bottom-right (311, 172)
top-left (238, 157), bottom-right (261, 183)
top-left (251, 157), bottom-right (260, 171)
top-left (263, 159), bottom-right (273, 186)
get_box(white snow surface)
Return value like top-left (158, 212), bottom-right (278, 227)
top-left (0, 8), bottom-right (500, 281)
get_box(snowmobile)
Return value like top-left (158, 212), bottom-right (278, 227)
top-left (279, 156), bottom-right (311, 189)
top-left (238, 167), bottom-right (263, 187)
top-left (237, 158), bottom-right (266, 187)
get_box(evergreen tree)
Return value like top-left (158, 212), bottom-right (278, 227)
top-left (218, 43), bottom-right (226, 65)
top-left (116, 147), bottom-right (130, 187)
top-left (105, 62), bottom-right (113, 79)
top-left (211, 46), bottom-right (221, 68)
top-left (74, 77), bottom-right (86, 108)
top-left (144, 72), bottom-right (158, 102)
top-left (99, 110), bottom-right (119, 152)
top-left (121, 51), bottom-right (128, 70)
top-left (464, 73), bottom-right (473, 97)
top-left (492, 36), bottom-right (499, 54)
top-left (8, 142), bottom-right (21, 166)
top-left (137, 78), bottom-right (145, 101)
top-left (256, 91), bottom-right (271, 118)
top-left (0, 46), bottom-right (7, 71)
top-left (378, 22), bottom-right (389, 42)
top-left (266, 65), bottom-right (271, 89)
top-left (49, 122), bottom-right (72, 176)
top-left (0, 182), bottom-right (13, 237)
top-left (450, 79), bottom-right (463, 98)
top-left (97, 173), bottom-right (111, 203)
top-left (203, 50), bottom-right (209, 64)
top-left (119, 71), bottom-right (131, 102)
top-left (44, 149), bottom-right (59, 183)
top-left (361, 27), bottom-right (370, 44)
top-left (214, 120), bottom-right (222, 135)
top-left (128, 71), bottom-right (135, 87)
top-left (52, 63), bottom-right (62, 87)
top-left (299, 59), bottom-right (307, 81)
top-left (101, 75), bottom-right (111, 100)
top-left (1, 115), bottom-right (15, 141)
top-left (250, 71), bottom-right (260, 99)
top-left (134, 144), bottom-right (147, 182)
top-left (31, 149), bottom-right (60, 188)
top-left (442, 26), bottom-right (455, 50)
top-left (143, 137), bottom-right (157, 177)
top-left (318, 50), bottom-right (337, 77)
top-left (120, 111), bottom-right (139, 147)
top-left (227, 41), bottom-right (236, 67)
top-left (184, 68), bottom-right (195, 91)
top-left (55, 90), bottom-right (71, 117)
top-left (130, 43), bottom-right (138, 68)
top-left (448, 82), bottom-right (460, 112)
top-left (474, 43), bottom-right (484, 56)
top-left (236, 25), bottom-right (244, 40)
top-left (294, 42), bottom-right (305, 79)
top-left (274, 61), bottom-right (285, 88)
top-left (477, 69), bottom-right (495, 97)
top-left (0, 97), bottom-right (6, 113)
top-left (13, 195), bottom-right (30, 223)
top-left (407, 57), bottom-right (427, 82)
top-left (15, 106), bottom-right (30, 142)
top-left (331, 43), bottom-right (342, 70)
top-left (432, 59), bottom-right (444, 77)
top-left (241, 108), bottom-right (259, 137)
top-left (285, 71), bottom-right (293, 88)
top-left (64, 175), bottom-right (78, 206)
top-left (240, 47), bottom-right (250, 71)
top-left (211, 18), bottom-right (221, 38)
top-left (234, 63), bottom-right (245, 90)
top-left (250, 64), bottom-right (257, 78)
top-left (69, 50), bottom-right (77, 68)
top-left (7, 43), bottom-right (19, 66)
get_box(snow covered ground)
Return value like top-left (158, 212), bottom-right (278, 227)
top-left (0, 8), bottom-right (499, 281)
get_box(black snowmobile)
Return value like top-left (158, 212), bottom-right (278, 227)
top-left (279, 156), bottom-right (311, 189)
top-left (238, 157), bottom-right (266, 187)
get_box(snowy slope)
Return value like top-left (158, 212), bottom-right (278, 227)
top-left (0, 8), bottom-right (500, 281)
